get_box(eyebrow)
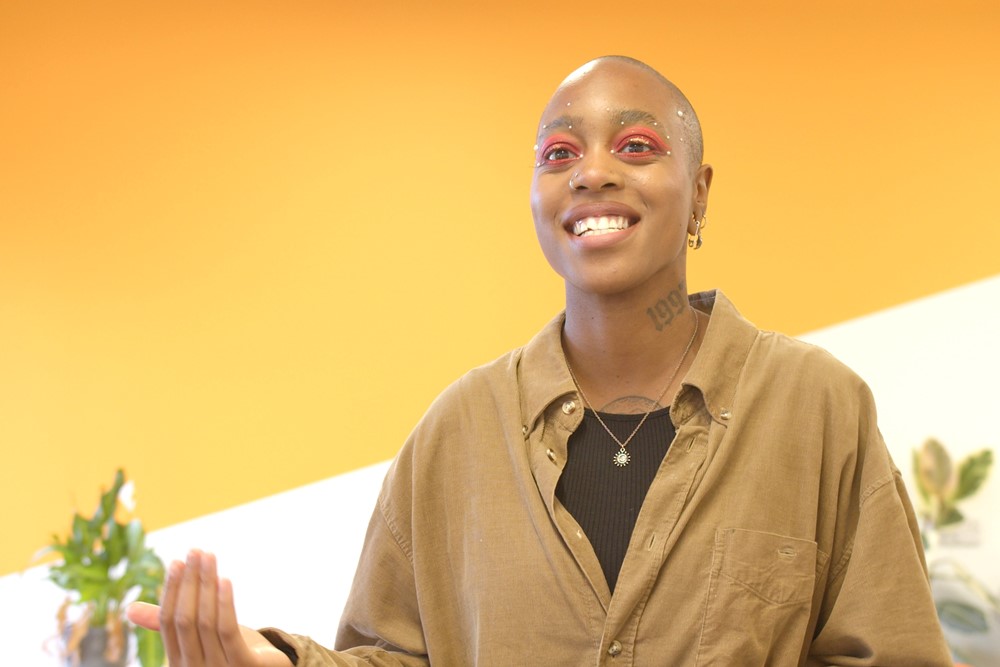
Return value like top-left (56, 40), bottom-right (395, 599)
top-left (614, 108), bottom-right (663, 128)
top-left (537, 108), bottom-right (665, 139)
top-left (537, 115), bottom-right (583, 138)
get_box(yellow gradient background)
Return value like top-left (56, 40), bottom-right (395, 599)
top-left (2, 1), bottom-right (998, 575)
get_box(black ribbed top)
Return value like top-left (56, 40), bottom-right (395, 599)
top-left (555, 407), bottom-right (675, 593)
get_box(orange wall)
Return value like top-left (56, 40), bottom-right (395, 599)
top-left (2, 0), bottom-right (999, 576)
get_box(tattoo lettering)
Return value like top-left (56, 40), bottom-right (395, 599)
top-left (646, 283), bottom-right (686, 332)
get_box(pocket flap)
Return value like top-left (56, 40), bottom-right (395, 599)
top-left (717, 528), bottom-right (822, 605)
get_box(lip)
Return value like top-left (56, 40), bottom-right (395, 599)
top-left (561, 202), bottom-right (641, 233)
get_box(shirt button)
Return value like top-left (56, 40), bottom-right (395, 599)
top-left (522, 424), bottom-right (529, 436)
top-left (607, 640), bottom-right (622, 657)
top-left (720, 408), bottom-right (732, 420)
top-left (546, 448), bottom-right (557, 464)
top-left (562, 400), bottom-right (578, 414)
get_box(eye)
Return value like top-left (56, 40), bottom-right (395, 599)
top-left (541, 143), bottom-right (580, 164)
top-left (619, 137), bottom-right (654, 154)
top-left (615, 131), bottom-right (668, 158)
top-left (536, 133), bottom-right (581, 166)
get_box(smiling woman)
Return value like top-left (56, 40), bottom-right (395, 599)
top-left (531, 58), bottom-right (710, 313)
top-left (125, 56), bottom-right (953, 667)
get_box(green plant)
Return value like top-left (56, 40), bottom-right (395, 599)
top-left (913, 438), bottom-right (993, 531)
top-left (46, 469), bottom-right (166, 667)
top-left (912, 438), bottom-right (998, 664)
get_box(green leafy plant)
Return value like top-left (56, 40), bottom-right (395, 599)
top-left (913, 438), bottom-right (993, 530)
top-left (45, 469), bottom-right (165, 667)
top-left (912, 439), bottom-right (998, 665)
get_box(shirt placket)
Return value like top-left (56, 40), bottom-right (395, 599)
top-left (597, 394), bottom-right (714, 665)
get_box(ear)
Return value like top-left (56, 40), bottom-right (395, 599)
top-left (689, 163), bottom-right (714, 234)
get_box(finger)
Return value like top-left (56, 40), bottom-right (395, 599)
top-left (126, 601), bottom-right (162, 631)
top-left (217, 577), bottom-right (254, 663)
top-left (160, 559), bottom-right (185, 665)
top-left (175, 550), bottom-right (206, 667)
top-left (197, 552), bottom-right (228, 665)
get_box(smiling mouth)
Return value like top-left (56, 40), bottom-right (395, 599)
top-left (572, 215), bottom-right (633, 237)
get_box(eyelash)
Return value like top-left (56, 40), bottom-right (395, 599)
top-left (537, 140), bottom-right (581, 165)
top-left (614, 133), bottom-right (666, 156)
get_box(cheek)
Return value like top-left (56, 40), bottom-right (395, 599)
top-left (529, 177), bottom-right (561, 227)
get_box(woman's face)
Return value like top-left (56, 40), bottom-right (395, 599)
top-left (530, 60), bottom-right (711, 300)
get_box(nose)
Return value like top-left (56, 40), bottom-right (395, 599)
top-left (569, 151), bottom-right (623, 192)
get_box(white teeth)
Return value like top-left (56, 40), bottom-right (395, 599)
top-left (572, 215), bottom-right (631, 237)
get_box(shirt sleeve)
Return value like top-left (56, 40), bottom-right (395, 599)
top-left (807, 433), bottom-right (952, 666)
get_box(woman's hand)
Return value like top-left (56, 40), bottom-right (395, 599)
top-left (126, 550), bottom-right (293, 667)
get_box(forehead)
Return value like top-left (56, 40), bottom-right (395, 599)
top-left (539, 61), bottom-right (676, 129)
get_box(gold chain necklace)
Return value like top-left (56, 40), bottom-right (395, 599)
top-left (565, 309), bottom-right (699, 468)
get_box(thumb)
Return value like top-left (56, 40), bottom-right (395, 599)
top-left (126, 601), bottom-right (162, 631)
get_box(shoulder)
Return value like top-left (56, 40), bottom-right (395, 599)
top-left (697, 290), bottom-right (875, 412)
top-left (751, 329), bottom-right (870, 395)
top-left (418, 346), bottom-right (524, 426)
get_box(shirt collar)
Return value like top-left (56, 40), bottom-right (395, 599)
top-left (681, 289), bottom-right (759, 423)
top-left (518, 312), bottom-right (577, 432)
top-left (517, 289), bottom-right (759, 431)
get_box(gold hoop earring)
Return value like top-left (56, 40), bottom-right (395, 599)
top-left (688, 213), bottom-right (705, 250)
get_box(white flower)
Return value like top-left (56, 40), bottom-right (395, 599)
top-left (117, 480), bottom-right (135, 512)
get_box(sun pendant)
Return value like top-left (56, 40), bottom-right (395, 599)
top-left (613, 448), bottom-right (631, 467)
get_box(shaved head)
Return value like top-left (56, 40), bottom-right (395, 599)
top-left (551, 55), bottom-right (704, 170)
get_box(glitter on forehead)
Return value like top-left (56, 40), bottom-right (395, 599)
top-left (566, 102), bottom-right (572, 106)
top-left (677, 109), bottom-right (684, 117)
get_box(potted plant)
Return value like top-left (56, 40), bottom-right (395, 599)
top-left (913, 438), bottom-right (998, 666)
top-left (45, 469), bottom-right (166, 667)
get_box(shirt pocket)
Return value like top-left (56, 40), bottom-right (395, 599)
top-left (695, 528), bottom-right (826, 667)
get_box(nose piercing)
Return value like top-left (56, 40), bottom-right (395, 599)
top-left (569, 172), bottom-right (581, 189)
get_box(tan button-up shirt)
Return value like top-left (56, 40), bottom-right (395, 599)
top-left (264, 291), bottom-right (951, 666)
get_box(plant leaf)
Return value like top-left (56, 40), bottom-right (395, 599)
top-left (135, 626), bottom-right (166, 667)
top-left (94, 469), bottom-right (125, 528)
top-left (936, 505), bottom-right (964, 528)
top-left (915, 438), bottom-right (953, 498)
top-left (125, 520), bottom-right (145, 562)
top-left (911, 449), bottom-right (930, 505)
top-left (951, 449), bottom-right (993, 502)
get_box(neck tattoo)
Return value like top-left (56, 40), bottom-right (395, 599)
top-left (566, 309), bottom-right (700, 468)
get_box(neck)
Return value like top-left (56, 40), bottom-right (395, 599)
top-left (562, 279), bottom-right (704, 412)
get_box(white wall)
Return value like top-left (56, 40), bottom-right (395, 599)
top-left (801, 274), bottom-right (1000, 593)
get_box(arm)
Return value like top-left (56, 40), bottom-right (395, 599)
top-left (128, 549), bottom-right (428, 667)
top-left (808, 443), bottom-right (951, 665)
top-left (253, 492), bottom-right (429, 667)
